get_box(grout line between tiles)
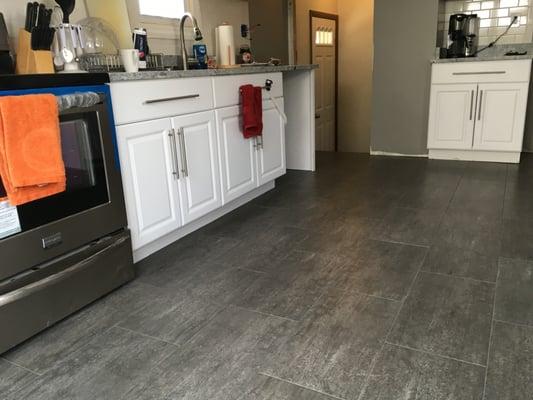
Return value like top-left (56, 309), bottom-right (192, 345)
top-left (0, 356), bottom-right (43, 376)
top-left (232, 305), bottom-right (299, 323)
top-left (259, 372), bottom-right (346, 400)
top-left (419, 270), bottom-right (496, 285)
top-left (112, 325), bottom-right (181, 348)
top-left (368, 237), bottom-right (430, 249)
top-left (493, 319), bottom-right (533, 330)
top-left (384, 341), bottom-right (487, 368)
top-left (482, 262), bottom-right (501, 400)
top-left (356, 246), bottom-right (430, 400)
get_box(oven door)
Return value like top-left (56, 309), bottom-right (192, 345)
top-left (0, 98), bottom-right (127, 281)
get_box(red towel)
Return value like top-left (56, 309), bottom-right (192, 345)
top-left (240, 84), bottom-right (263, 138)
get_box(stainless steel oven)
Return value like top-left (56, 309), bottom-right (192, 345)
top-left (0, 74), bottom-right (134, 354)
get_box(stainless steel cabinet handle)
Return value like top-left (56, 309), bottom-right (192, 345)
top-left (177, 127), bottom-right (189, 177)
top-left (452, 71), bottom-right (506, 76)
top-left (478, 90), bottom-right (483, 121)
top-left (168, 129), bottom-right (179, 180)
top-left (143, 94), bottom-right (200, 105)
top-left (470, 90), bottom-right (474, 120)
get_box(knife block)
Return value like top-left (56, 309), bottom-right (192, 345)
top-left (16, 29), bottom-right (54, 75)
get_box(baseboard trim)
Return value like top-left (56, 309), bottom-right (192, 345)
top-left (370, 150), bottom-right (428, 158)
top-left (133, 181), bottom-right (276, 263)
top-left (428, 149), bottom-right (521, 163)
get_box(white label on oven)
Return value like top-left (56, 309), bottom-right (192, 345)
top-left (0, 200), bottom-right (21, 240)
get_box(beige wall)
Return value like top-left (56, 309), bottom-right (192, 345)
top-left (337, 0), bottom-right (373, 153)
top-left (295, 0), bottom-right (337, 64)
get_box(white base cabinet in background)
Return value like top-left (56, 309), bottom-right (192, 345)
top-left (112, 73), bottom-right (286, 260)
top-left (427, 60), bottom-right (532, 163)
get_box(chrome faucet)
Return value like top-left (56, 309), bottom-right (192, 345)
top-left (180, 12), bottom-right (203, 70)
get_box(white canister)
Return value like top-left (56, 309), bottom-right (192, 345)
top-left (120, 49), bottom-right (140, 73)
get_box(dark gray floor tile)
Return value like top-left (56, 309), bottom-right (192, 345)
top-left (397, 180), bottom-right (457, 210)
top-left (500, 218), bottom-right (533, 260)
top-left (4, 298), bottom-right (124, 375)
top-left (495, 258), bottom-right (533, 326)
top-left (242, 375), bottom-right (338, 400)
top-left (332, 239), bottom-right (427, 301)
top-left (10, 326), bottom-right (180, 400)
top-left (389, 272), bottom-right (494, 365)
top-left (0, 359), bottom-right (38, 399)
top-left (449, 178), bottom-right (505, 216)
top-left (360, 344), bottom-right (485, 400)
top-left (231, 251), bottom-right (330, 320)
top-left (435, 210), bottom-right (502, 256)
top-left (117, 286), bottom-right (223, 346)
top-left (484, 321), bottom-right (533, 400)
top-left (296, 217), bottom-right (380, 256)
top-left (158, 306), bottom-right (294, 400)
top-left (374, 207), bottom-right (444, 246)
top-left (462, 162), bottom-right (508, 182)
top-left (503, 178), bottom-right (533, 220)
top-left (264, 286), bottom-right (399, 400)
top-left (422, 244), bottom-right (498, 282)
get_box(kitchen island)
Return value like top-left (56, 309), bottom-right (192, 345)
top-left (108, 64), bottom-right (317, 261)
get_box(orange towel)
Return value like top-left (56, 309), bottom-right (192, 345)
top-left (0, 94), bottom-right (66, 206)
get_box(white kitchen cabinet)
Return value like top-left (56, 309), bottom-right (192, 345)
top-left (257, 99), bottom-right (287, 185)
top-left (427, 60), bottom-right (532, 163)
top-left (171, 111), bottom-right (222, 225)
top-left (473, 82), bottom-right (529, 152)
top-left (116, 118), bottom-right (182, 249)
top-left (216, 106), bottom-right (258, 204)
top-left (428, 83), bottom-right (477, 150)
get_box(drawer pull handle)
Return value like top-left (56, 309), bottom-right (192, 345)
top-left (452, 71), bottom-right (506, 76)
top-left (143, 94), bottom-right (200, 105)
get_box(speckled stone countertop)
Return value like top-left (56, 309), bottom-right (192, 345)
top-left (432, 54), bottom-right (533, 63)
top-left (109, 64), bottom-right (318, 82)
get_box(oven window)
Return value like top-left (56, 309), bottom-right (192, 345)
top-left (15, 110), bottom-right (110, 232)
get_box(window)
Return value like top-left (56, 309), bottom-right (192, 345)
top-left (315, 27), bottom-right (334, 46)
top-left (138, 0), bottom-right (185, 20)
top-left (126, 0), bottom-right (196, 39)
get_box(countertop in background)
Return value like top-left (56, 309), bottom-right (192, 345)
top-left (432, 54), bottom-right (533, 63)
top-left (109, 64), bottom-right (318, 82)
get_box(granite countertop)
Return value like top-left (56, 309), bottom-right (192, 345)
top-left (432, 54), bottom-right (533, 63)
top-left (109, 64), bottom-right (318, 82)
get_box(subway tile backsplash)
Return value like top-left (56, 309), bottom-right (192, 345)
top-left (439, 0), bottom-right (533, 46)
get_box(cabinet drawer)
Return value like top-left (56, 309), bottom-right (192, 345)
top-left (213, 73), bottom-right (283, 108)
top-left (110, 77), bottom-right (214, 125)
top-left (432, 60), bottom-right (532, 84)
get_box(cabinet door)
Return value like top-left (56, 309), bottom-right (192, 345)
top-left (116, 119), bottom-right (182, 250)
top-left (473, 82), bottom-right (529, 152)
top-left (172, 111), bottom-right (222, 225)
top-left (215, 106), bottom-right (258, 204)
top-left (427, 84), bottom-right (477, 150)
top-left (257, 98), bottom-right (287, 185)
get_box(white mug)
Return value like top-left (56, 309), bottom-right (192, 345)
top-left (120, 49), bottom-right (140, 73)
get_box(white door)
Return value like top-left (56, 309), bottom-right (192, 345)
top-left (428, 83), bottom-right (477, 150)
top-left (116, 118), bottom-right (182, 250)
top-left (312, 15), bottom-right (337, 152)
top-left (215, 106), bottom-right (258, 204)
top-left (257, 98), bottom-right (287, 185)
top-left (171, 111), bottom-right (222, 225)
top-left (473, 82), bottom-right (529, 152)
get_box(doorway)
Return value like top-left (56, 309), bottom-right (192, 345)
top-left (310, 11), bottom-right (338, 152)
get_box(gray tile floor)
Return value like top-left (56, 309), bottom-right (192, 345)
top-left (2, 152), bottom-right (533, 399)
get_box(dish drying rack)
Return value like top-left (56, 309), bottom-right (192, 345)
top-left (78, 53), bottom-right (165, 72)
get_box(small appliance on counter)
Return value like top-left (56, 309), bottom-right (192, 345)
top-left (446, 14), bottom-right (480, 58)
top-left (133, 28), bottom-right (148, 69)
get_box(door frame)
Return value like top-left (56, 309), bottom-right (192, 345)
top-left (309, 10), bottom-right (339, 152)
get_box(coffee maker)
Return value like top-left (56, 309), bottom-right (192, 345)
top-left (447, 14), bottom-right (480, 58)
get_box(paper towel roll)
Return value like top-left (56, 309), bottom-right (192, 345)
top-left (216, 24), bottom-right (236, 67)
